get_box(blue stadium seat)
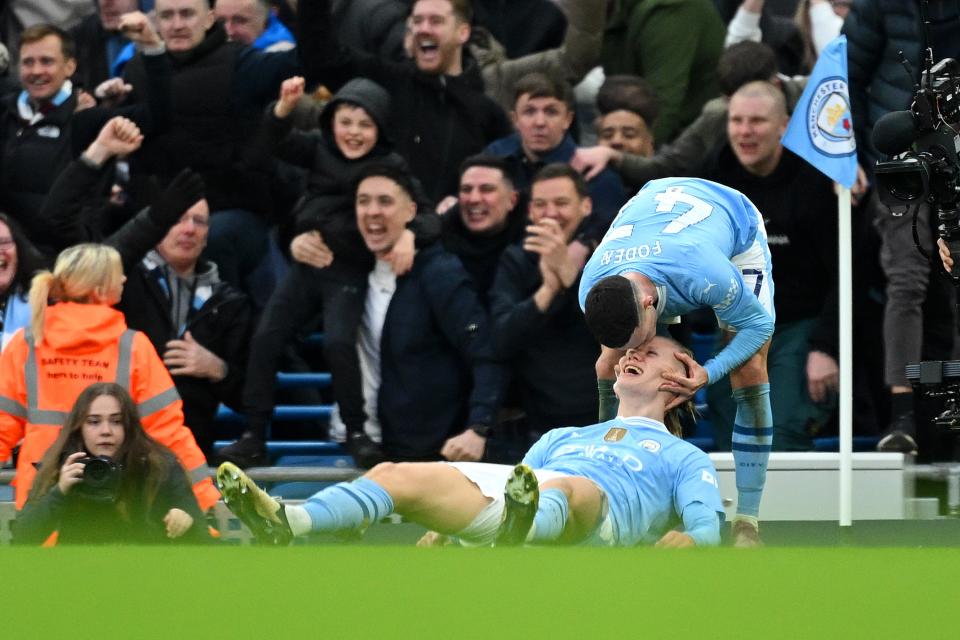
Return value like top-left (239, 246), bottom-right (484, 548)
top-left (215, 404), bottom-right (334, 423)
top-left (811, 436), bottom-right (881, 452)
top-left (212, 440), bottom-right (346, 456)
top-left (688, 331), bottom-right (718, 452)
top-left (274, 372), bottom-right (331, 389)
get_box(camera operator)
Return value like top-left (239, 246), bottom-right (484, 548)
top-left (12, 383), bottom-right (206, 545)
top-left (844, 0), bottom-right (960, 454)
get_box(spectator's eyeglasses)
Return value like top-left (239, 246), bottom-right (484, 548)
top-left (0, 237), bottom-right (14, 247)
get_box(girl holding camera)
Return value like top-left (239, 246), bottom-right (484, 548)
top-left (0, 243), bottom-right (218, 512)
top-left (12, 383), bottom-right (205, 544)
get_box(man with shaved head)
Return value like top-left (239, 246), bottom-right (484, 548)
top-left (703, 80), bottom-right (840, 454)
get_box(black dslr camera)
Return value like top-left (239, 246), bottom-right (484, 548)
top-left (74, 456), bottom-right (123, 503)
top-left (873, 54), bottom-right (960, 276)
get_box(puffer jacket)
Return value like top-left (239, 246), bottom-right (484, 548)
top-left (0, 303), bottom-right (218, 510)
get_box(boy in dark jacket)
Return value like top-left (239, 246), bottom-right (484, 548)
top-left (220, 76), bottom-right (439, 468)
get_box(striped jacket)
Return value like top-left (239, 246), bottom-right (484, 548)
top-left (0, 302), bottom-right (218, 510)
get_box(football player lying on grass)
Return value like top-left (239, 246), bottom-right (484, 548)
top-left (218, 335), bottom-right (723, 547)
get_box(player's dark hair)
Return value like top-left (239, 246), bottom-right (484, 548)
top-left (596, 74), bottom-right (660, 127)
top-left (584, 275), bottom-right (639, 349)
top-left (531, 163), bottom-right (588, 199)
top-left (716, 41), bottom-right (778, 97)
top-left (459, 155), bottom-right (514, 189)
top-left (512, 72), bottom-right (575, 112)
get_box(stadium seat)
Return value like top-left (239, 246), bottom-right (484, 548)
top-left (688, 331), bottom-right (718, 452)
top-left (811, 436), bottom-right (882, 452)
top-left (215, 404), bottom-right (334, 423)
top-left (213, 361), bottom-right (339, 465)
top-left (212, 441), bottom-right (354, 469)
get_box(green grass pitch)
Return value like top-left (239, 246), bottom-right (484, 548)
top-left (6, 545), bottom-right (960, 639)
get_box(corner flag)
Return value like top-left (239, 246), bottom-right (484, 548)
top-left (782, 35), bottom-right (857, 188)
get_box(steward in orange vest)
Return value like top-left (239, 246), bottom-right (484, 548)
top-left (0, 302), bottom-right (219, 509)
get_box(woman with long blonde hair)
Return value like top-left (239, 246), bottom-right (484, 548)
top-left (0, 244), bottom-right (218, 512)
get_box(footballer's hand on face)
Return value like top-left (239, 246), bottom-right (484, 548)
top-left (659, 351), bottom-right (707, 409)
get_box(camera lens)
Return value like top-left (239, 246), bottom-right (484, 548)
top-left (84, 458), bottom-right (110, 483)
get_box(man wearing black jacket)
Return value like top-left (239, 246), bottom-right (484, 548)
top-left (117, 0), bottom-right (327, 289)
top-left (0, 22), bottom-right (168, 248)
top-left (348, 164), bottom-right (503, 462)
top-left (702, 81), bottom-right (842, 451)
top-left (37, 117), bottom-right (253, 458)
top-left (489, 163), bottom-right (599, 446)
top-left (441, 155), bottom-right (526, 307)
top-left (301, 0), bottom-right (513, 204)
top-left (70, 0), bottom-right (138, 92)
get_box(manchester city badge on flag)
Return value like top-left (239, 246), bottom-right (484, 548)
top-left (781, 35), bottom-right (857, 188)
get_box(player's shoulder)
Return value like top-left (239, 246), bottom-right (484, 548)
top-left (661, 435), bottom-right (714, 469)
top-left (534, 424), bottom-right (588, 446)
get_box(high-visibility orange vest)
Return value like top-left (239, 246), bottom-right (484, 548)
top-left (0, 303), bottom-right (219, 510)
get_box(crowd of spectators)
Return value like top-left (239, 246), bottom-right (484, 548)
top-left (0, 0), bottom-right (954, 504)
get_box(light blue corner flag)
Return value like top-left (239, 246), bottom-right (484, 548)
top-left (782, 35), bottom-right (857, 188)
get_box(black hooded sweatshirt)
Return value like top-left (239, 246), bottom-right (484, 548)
top-left (259, 77), bottom-right (437, 270)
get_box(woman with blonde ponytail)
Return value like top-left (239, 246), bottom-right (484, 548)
top-left (27, 244), bottom-right (126, 344)
top-left (0, 244), bottom-right (219, 514)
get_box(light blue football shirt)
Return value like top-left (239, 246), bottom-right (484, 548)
top-left (523, 416), bottom-right (724, 546)
top-left (578, 178), bottom-right (776, 382)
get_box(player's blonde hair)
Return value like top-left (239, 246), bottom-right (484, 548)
top-left (660, 337), bottom-right (698, 438)
top-left (29, 244), bottom-right (124, 344)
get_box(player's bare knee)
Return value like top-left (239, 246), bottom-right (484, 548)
top-left (364, 462), bottom-right (408, 496)
top-left (365, 461), bottom-right (397, 481)
top-left (730, 353), bottom-right (768, 388)
top-left (540, 476), bottom-right (576, 498)
top-left (542, 477), bottom-right (603, 518)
